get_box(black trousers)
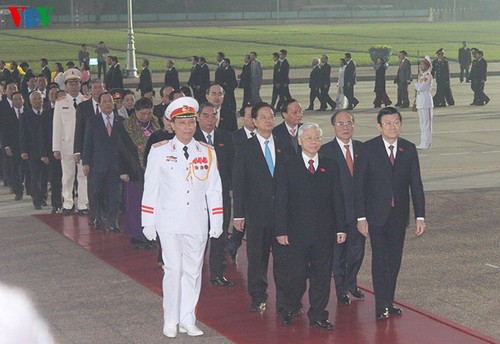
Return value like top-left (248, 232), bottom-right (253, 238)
top-left (397, 82), bottom-right (410, 107)
top-left (241, 87), bottom-right (252, 111)
top-left (6, 153), bottom-right (26, 196)
top-left (271, 85), bottom-right (279, 108)
top-left (28, 158), bottom-right (48, 207)
top-left (344, 84), bottom-right (359, 109)
top-left (222, 91), bottom-right (237, 114)
top-left (309, 88), bottom-right (321, 109)
top-left (228, 227), bottom-right (245, 253)
top-left (332, 223), bottom-right (366, 297)
top-left (433, 81), bottom-right (455, 106)
top-left (208, 189), bottom-right (231, 279)
top-left (320, 85), bottom-right (336, 109)
top-left (97, 61), bottom-right (107, 80)
top-left (471, 80), bottom-right (489, 104)
top-left (48, 155), bottom-right (62, 209)
top-left (90, 169), bottom-right (120, 228)
top-left (459, 63), bottom-right (470, 82)
top-left (246, 222), bottom-right (288, 311)
top-left (277, 84), bottom-right (292, 111)
top-left (284, 235), bottom-right (334, 322)
top-left (369, 210), bottom-right (406, 312)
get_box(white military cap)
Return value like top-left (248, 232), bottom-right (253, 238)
top-left (63, 68), bottom-right (82, 82)
top-left (165, 96), bottom-right (199, 121)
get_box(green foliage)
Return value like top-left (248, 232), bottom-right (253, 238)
top-left (2, 21), bottom-right (499, 73)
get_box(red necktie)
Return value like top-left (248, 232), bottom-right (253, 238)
top-left (389, 145), bottom-right (395, 207)
top-left (308, 159), bottom-right (315, 174)
top-left (344, 144), bottom-right (354, 176)
top-left (106, 115), bottom-right (112, 136)
top-left (250, 131), bottom-right (255, 137)
top-left (96, 104), bottom-right (100, 116)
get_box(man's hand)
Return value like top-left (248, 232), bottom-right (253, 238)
top-left (21, 153), bottom-right (29, 160)
top-left (357, 219), bottom-right (369, 238)
top-left (209, 228), bottom-right (223, 239)
top-left (74, 153), bottom-right (81, 163)
top-left (337, 233), bottom-right (347, 244)
top-left (41, 157), bottom-right (49, 165)
top-left (233, 219), bottom-right (245, 232)
top-left (143, 226), bottom-right (156, 241)
top-left (120, 174), bottom-right (130, 182)
top-left (416, 219), bottom-right (426, 236)
top-left (83, 164), bottom-right (90, 176)
top-left (276, 235), bottom-right (289, 245)
top-left (53, 151), bottom-right (61, 160)
top-left (5, 147), bottom-right (12, 157)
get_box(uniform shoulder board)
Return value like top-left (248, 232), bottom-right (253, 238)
top-left (199, 141), bottom-right (214, 149)
top-left (152, 140), bottom-right (169, 148)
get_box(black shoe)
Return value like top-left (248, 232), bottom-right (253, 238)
top-left (352, 102), bottom-right (358, 109)
top-left (78, 209), bottom-right (89, 215)
top-left (484, 98), bottom-right (490, 105)
top-left (14, 194), bottom-right (22, 201)
top-left (229, 249), bottom-right (237, 261)
top-left (51, 207), bottom-right (61, 214)
top-left (34, 205), bottom-right (42, 210)
top-left (350, 288), bottom-right (365, 299)
top-left (281, 311), bottom-right (293, 325)
top-left (388, 305), bottom-right (403, 315)
top-left (61, 208), bottom-right (73, 215)
top-left (130, 238), bottom-right (153, 249)
top-left (249, 302), bottom-right (266, 312)
top-left (338, 294), bottom-right (351, 306)
top-left (93, 218), bottom-right (103, 230)
top-left (310, 319), bottom-right (334, 330)
top-left (291, 308), bottom-right (304, 317)
top-left (376, 308), bottom-right (390, 320)
top-left (210, 276), bottom-right (233, 287)
top-left (107, 226), bottom-right (120, 233)
top-left (305, 107), bottom-right (314, 111)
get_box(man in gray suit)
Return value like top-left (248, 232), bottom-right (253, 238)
top-left (250, 52), bottom-right (262, 103)
top-left (394, 50), bottom-right (412, 108)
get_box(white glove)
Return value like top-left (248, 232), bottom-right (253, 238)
top-left (209, 228), bottom-right (223, 239)
top-left (143, 226), bottom-right (157, 241)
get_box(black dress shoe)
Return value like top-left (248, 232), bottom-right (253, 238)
top-left (350, 288), bottom-right (365, 299)
top-left (338, 294), bottom-right (351, 306)
top-left (93, 218), bottom-right (103, 230)
top-left (388, 305), bottom-right (403, 315)
top-left (210, 276), bottom-right (233, 287)
top-left (107, 226), bottom-right (120, 233)
top-left (34, 205), bottom-right (42, 210)
top-left (291, 308), bottom-right (304, 317)
top-left (249, 302), bottom-right (266, 312)
top-left (78, 209), bottom-right (89, 215)
top-left (14, 194), bottom-right (22, 201)
top-left (51, 207), bottom-right (61, 214)
top-left (41, 200), bottom-right (48, 206)
top-left (376, 308), bottom-right (390, 320)
top-left (281, 311), bottom-right (293, 325)
top-left (484, 98), bottom-right (490, 105)
top-left (61, 208), bottom-right (73, 215)
top-left (310, 319), bottom-right (334, 330)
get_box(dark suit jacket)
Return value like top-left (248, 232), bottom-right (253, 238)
top-left (275, 155), bottom-right (346, 241)
top-left (353, 136), bottom-right (425, 228)
top-left (19, 108), bottom-right (46, 159)
top-left (41, 106), bottom-right (55, 157)
top-left (320, 139), bottom-right (363, 226)
top-left (137, 67), bottom-right (152, 95)
top-left (1, 68), bottom-right (12, 85)
top-left (21, 68), bottom-right (35, 94)
top-left (276, 59), bottom-right (290, 85)
top-left (115, 123), bottom-right (144, 182)
top-left (218, 106), bottom-right (238, 133)
top-left (198, 64), bottom-right (211, 92)
top-left (41, 66), bottom-right (51, 83)
top-left (194, 127), bottom-right (234, 191)
top-left (458, 47), bottom-right (471, 65)
top-left (219, 66), bottom-right (238, 94)
top-left (214, 65), bottom-right (224, 85)
top-left (74, 99), bottom-right (98, 155)
top-left (272, 121), bottom-right (301, 155)
top-left (109, 64), bottom-right (124, 89)
top-left (344, 60), bottom-right (356, 87)
top-left (232, 127), bottom-right (249, 149)
top-left (82, 113), bottom-right (124, 173)
top-left (0, 105), bottom-right (21, 153)
top-left (273, 61), bottom-right (280, 85)
top-left (476, 58), bottom-right (487, 81)
top-left (321, 63), bottom-right (332, 87)
top-left (188, 64), bottom-right (201, 88)
top-left (232, 135), bottom-right (292, 228)
top-left (396, 59), bottom-right (411, 85)
top-left (309, 65), bottom-right (322, 89)
top-left (105, 65), bottom-right (114, 89)
top-left (164, 67), bottom-right (179, 90)
top-left (239, 63), bottom-right (251, 90)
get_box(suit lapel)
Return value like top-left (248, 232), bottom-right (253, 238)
top-left (250, 136), bottom-right (272, 178)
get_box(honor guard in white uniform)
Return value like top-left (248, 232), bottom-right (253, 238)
top-left (52, 68), bottom-right (89, 213)
top-left (414, 56), bottom-right (434, 150)
top-left (141, 97), bottom-right (223, 338)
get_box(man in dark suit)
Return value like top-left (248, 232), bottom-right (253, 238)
top-left (0, 60), bottom-right (12, 87)
top-left (238, 55), bottom-right (252, 111)
top-left (136, 58), bottom-right (152, 97)
top-left (105, 56), bottom-right (114, 89)
top-left (218, 58), bottom-right (238, 113)
top-left (0, 82), bottom-right (19, 189)
top-left (458, 41), bottom-right (472, 83)
top-left (109, 56), bottom-right (124, 90)
top-left (354, 106), bottom-right (426, 320)
top-left (306, 58), bottom-right (322, 111)
top-left (343, 53), bottom-right (359, 110)
top-left (214, 51), bottom-right (225, 85)
top-left (194, 102), bottom-right (235, 287)
top-left (232, 102), bottom-right (293, 313)
top-left (19, 62), bottom-right (35, 96)
top-left (82, 92), bottom-right (124, 232)
top-left (164, 59), bottom-right (179, 90)
top-left (272, 99), bottom-right (303, 155)
top-left (270, 52), bottom-right (280, 109)
top-left (228, 104), bottom-right (255, 261)
top-left (394, 50), bottom-right (412, 108)
top-left (276, 49), bottom-right (292, 111)
top-left (470, 50), bottom-right (489, 106)
top-left (319, 110), bottom-right (366, 306)
top-left (188, 56), bottom-right (202, 102)
top-left (276, 122), bottom-right (346, 330)
top-left (40, 58), bottom-right (51, 83)
top-left (21, 75), bottom-right (37, 103)
top-left (319, 55), bottom-right (337, 111)
top-left (432, 48), bottom-right (454, 107)
top-left (153, 86), bottom-right (173, 127)
top-left (197, 57), bottom-right (210, 104)
top-left (206, 84), bottom-right (237, 133)
top-left (20, 91), bottom-right (49, 209)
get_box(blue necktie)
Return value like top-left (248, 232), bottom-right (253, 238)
top-left (206, 134), bottom-right (213, 146)
top-left (264, 140), bottom-right (274, 177)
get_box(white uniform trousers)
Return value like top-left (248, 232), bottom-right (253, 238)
top-left (418, 108), bottom-right (433, 149)
top-left (159, 233), bottom-right (207, 327)
top-left (60, 154), bottom-right (88, 210)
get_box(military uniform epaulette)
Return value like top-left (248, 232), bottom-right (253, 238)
top-left (153, 140), bottom-right (169, 148)
top-left (198, 141), bottom-right (215, 150)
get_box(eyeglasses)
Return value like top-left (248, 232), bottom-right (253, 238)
top-left (381, 121), bottom-right (401, 127)
top-left (301, 136), bottom-right (322, 143)
top-left (334, 121), bottom-right (354, 127)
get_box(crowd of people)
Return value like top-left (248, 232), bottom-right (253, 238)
top-left (0, 38), bottom-right (489, 338)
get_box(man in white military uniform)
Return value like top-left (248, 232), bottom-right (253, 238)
top-left (52, 68), bottom-right (89, 214)
top-left (414, 56), bottom-right (434, 150)
top-left (141, 97), bottom-right (223, 338)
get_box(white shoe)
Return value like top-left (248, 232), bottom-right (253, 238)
top-left (163, 324), bottom-right (177, 338)
top-left (179, 324), bottom-right (204, 336)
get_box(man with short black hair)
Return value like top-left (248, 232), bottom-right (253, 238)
top-left (137, 58), bottom-right (153, 97)
top-left (39, 58), bottom-right (51, 82)
top-left (164, 59), bottom-right (179, 90)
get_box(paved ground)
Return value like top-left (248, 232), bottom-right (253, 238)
top-left (0, 73), bottom-right (499, 342)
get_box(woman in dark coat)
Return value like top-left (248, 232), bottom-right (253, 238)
top-left (373, 57), bottom-right (392, 108)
